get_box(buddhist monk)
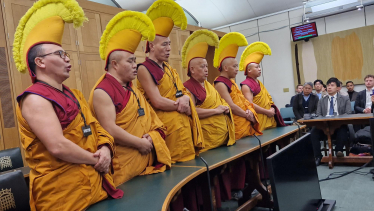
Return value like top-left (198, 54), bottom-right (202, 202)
top-left (240, 42), bottom-right (286, 131)
top-left (89, 11), bottom-right (171, 187)
top-left (137, 0), bottom-right (204, 163)
top-left (12, 0), bottom-right (123, 210)
top-left (182, 29), bottom-right (235, 152)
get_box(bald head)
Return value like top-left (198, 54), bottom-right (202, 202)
top-left (148, 36), bottom-right (171, 63)
top-left (189, 58), bottom-right (208, 83)
top-left (107, 50), bottom-right (137, 83)
top-left (246, 62), bottom-right (261, 78)
top-left (220, 58), bottom-right (238, 79)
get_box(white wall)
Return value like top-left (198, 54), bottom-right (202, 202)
top-left (215, 5), bottom-right (374, 107)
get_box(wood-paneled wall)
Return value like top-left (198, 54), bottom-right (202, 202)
top-left (0, 0), bottom-right (226, 162)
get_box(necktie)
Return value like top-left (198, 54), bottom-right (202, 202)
top-left (329, 97), bottom-right (334, 115)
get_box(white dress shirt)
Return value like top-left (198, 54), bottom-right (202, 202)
top-left (327, 93), bottom-right (338, 116)
top-left (365, 88), bottom-right (373, 109)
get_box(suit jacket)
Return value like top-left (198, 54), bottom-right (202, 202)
top-left (348, 91), bottom-right (358, 102)
top-left (354, 90), bottom-right (367, 113)
top-left (316, 94), bottom-right (351, 117)
top-left (292, 93), bottom-right (319, 120)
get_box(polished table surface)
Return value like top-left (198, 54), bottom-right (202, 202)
top-left (87, 126), bottom-right (304, 211)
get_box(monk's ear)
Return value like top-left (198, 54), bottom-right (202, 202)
top-left (111, 59), bottom-right (118, 70)
top-left (34, 57), bottom-right (45, 69)
top-left (190, 66), bottom-right (194, 75)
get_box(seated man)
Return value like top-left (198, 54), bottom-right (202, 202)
top-left (313, 79), bottom-right (327, 99)
top-left (13, 1), bottom-right (123, 210)
top-left (213, 32), bottom-right (261, 139)
top-left (355, 75), bottom-right (374, 114)
top-left (240, 42), bottom-right (286, 131)
top-left (292, 82), bottom-right (319, 120)
top-left (288, 84), bottom-right (303, 107)
top-left (346, 81), bottom-right (358, 102)
top-left (311, 77), bottom-right (351, 165)
top-left (89, 11), bottom-right (171, 186)
top-left (338, 81), bottom-right (348, 96)
top-left (182, 29), bottom-right (235, 152)
top-left (137, 0), bottom-right (203, 163)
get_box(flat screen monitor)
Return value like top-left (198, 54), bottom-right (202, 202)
top-left (291, 22), bottom-right (318, 42)
top-left (267, 134), bottom-right (323, 211)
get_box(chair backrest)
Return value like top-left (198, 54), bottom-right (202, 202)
top-left (280, 107), bottom-right (295, 119)
top-left (351, 101), bottom-right (355, 113)
top-left (0, 170), bottom-right (30, 211)
top-left (0, 148), bottom-right (23, 173)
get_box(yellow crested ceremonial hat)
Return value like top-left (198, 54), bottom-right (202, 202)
top-left (213, 32), bottom-right (248, 70)
top-left (181, 29), bottom-right (219, 76)
top-left (239, 42), bottom-right (271, 75)
top-left (13, 0), bottom-right (86, 82)
top-left (145, 0), bottom-right (187, 52)
top-left (99, 11), bottom-right (155, 70)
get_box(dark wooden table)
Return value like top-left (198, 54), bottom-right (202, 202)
top-left (298, 113), bottom-right (373, 169)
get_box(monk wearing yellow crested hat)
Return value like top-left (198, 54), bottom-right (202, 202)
top-left (240, 42), bottom-right (286, 131)
top-left (182, 29), bottom-right (235, 152)
top-left (137, 0), bottom-right (204, 163)
top-left (13, 0), bottom-right (123, 210)
top-left (88, 11), bottom-right (171, 187)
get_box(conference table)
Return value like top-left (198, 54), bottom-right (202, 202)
top-left (88, 125), bottom-right (305, 211)
top-left (298, 113), bottom-right (373, 169)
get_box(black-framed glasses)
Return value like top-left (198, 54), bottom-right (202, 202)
top-left (38, 50), bottom-right (70, 59)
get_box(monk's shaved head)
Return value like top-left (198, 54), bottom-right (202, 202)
top-left (107, 50), bottom-right (137, 83)
top-left (246, 62), bottom-right (261, 78)
top-left (220, 58), bottom-right (238, 79)
top-left (148, 36), bottom-right (171, 63)
top-left (189, 58), bottom-right (208, 83)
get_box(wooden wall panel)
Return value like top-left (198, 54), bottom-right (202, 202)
top-left (80, 53), bottom-right (106, 99)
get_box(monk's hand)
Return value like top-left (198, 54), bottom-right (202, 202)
top-left (142, 134), bottom-right (153, 145)
top-left (138, 137), bottom-right (153, 155)
top-left (245, 109), bottom-right (256, 123)
top-left (216, 105), bottom-right (228, 114)
top-left (93, 146), bottom-right (111, 174)
top-left (176, 95), bottom-right (190, 114)
top-left (266, 108), bottom-right (275, 117)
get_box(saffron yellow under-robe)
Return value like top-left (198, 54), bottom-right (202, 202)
top-left (16, 89), bottom-right (117, 211)
top-left (89, 74), bottom-right (171, 187)
top-left (189, 80), bottom-right (235, 152)
top-left (137, 62), bottom-right (204, 163)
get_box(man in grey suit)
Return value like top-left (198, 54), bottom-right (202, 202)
top-left (311, 77), bottom-right (352, 165)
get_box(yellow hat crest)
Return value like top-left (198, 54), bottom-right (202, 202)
top-left (181, 30), bottom-right (219, 75)
top-left (13, 0), bottom-right (86, 76)
top-left (239, 42), bottom-right (271, 73)
top-left (146, 0), bottom-right (187, 37)
top-left (99, 11), bottom-right (155, 69)
top-left (213, 32), bottom-right (248, 69)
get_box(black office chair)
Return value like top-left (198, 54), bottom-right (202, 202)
top-left (0, 148), bottom-right (23, 173)
top-left (0, 170), bottom-right (29, 210)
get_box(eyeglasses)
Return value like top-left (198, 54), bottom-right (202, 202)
top-left (38, 50), bottom-right (70, 59)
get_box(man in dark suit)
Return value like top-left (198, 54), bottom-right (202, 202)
top-left (293, 82), bottom-right (319, 120)
top-left (346, 81), bottom-right (358, 102)
top-left (355, 75), bottom-right (374, 113)
top-left (311, 77), bottom-right (352, 165)
top-left (287, 84), bottom-right (303, 107)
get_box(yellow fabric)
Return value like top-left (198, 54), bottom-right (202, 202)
top-left (239, 41), bottom-right (271, 72)
top-left (186, 42), bottom-right (209, 68)
top-left (99, 10), bottom-right (155, 61)
top-left (244, 52), bottom-right (264, 66)
top-left (214, 78), bottom-right (262, 140)
top-left (193, 81), bottom-right (235, 152)
top-left (88, 74), bottom-right (171, 186)
top-left (250, 80), bottom-right (277, 131)
top-left (153, 17), bottom-right (174, 37)
top-left (213, 32), bottom-right (248, 68)
top-left (16, 89), bottom-right (115, 211)
top-left (106, 29), bottom-right (141, 56)
top-left (136, 62), bottom-right (204, 163)
top-left (218, 44), bottom-right (239, 67)
top-left (23, 16), bottom-right (64, 66)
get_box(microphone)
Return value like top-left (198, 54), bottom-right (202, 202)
top-left (200, 157), bottom-right (214, 211)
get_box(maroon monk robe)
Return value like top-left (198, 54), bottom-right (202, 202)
top-left (137, 57), bottom-right (165, 85)
top-left (183, 77), bottom-right (207, 106)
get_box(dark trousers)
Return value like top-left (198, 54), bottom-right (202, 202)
top-left (310, 125), bottom-right (348, 158)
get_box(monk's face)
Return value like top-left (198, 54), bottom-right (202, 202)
top-left (110, 51), bottom-right (137, 82)
top-left (247, 63), bottom-right (261, 78)
top-left (222, 58), bottom-right (238, 79)
top-left (149, 36), bottom-right (171, 62)
top-left (35, 44), bottom-right (71, 83)
top-left (190, 58), bottom-right (208, 82)
top-left (365, 77), bottom-right (374, 89)
top-left (346, 82), bottom-right (354, 92)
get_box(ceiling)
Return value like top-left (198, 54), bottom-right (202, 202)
top-left (114, 0), bottom-right (304, 29)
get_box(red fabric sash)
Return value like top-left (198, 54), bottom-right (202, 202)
top-left (96, 73), bottom-right (131, 114)
top-left (214, 76), bottom-right (233, 93)
top-left (271, 104), bottom-right (287, 127)
top-left (137, 57), bottom-right (164, 85)
top-left (240, 77), bottom-right (261, 97)
top-left (183, 77), bottom-right (206, 106)
top-left (17, 83), bottom-right (79, 130)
